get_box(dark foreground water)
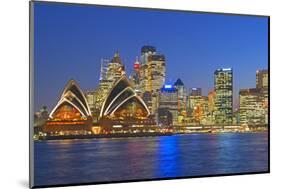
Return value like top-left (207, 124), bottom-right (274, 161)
top-left (34, 132), bottom-right (268, 186)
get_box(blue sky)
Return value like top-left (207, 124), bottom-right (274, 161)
top-left (34, 2), bottom-right (268, 112)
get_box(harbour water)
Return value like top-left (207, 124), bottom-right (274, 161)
top-left (34, 132), bottom-right (268, 186)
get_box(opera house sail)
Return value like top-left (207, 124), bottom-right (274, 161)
top-left (44, 80), bottom-right (93, 135)
top-left (100, 76), bottom-right (154, 131)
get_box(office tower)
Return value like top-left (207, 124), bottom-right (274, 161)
top-left (208, 90), bottom-right (216, 114)
top-left (158, 84), bottom-right (178, 125)
top-left (256, 69), bottom-right (268, 124)
top-left (158, 107), bottom-right (173, 126)
top-left (187, 94), bottom-right (208, 124)
top-left (139, 46), bottom-right (166, 93)
top-left (174, 78), bottom-right (187, 115)
top-left (207, 90), bottom-right (216, 124)
top-left (256, 69), bottom-right (268, 89)
top-left (214, 68), bottom-right (233, 125)
top-left (96, 53), bottom-right (126, 113)
top-left (189, 88), bottom-right (202, 96)
top-left (106, 52), bottom-right (125, 83)
top-left (239, 88), bottom-right (267, 125)
top-left (130, 57), bottom-right (141, 94)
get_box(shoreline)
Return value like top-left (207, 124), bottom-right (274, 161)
top-left (35, 130), bottom-right (268, 141)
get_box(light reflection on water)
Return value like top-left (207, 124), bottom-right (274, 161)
top-left (34, 132), bottom-right (268, 186)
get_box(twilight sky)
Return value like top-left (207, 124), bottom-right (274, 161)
top-left (34, 2), bottom-right (268, 112)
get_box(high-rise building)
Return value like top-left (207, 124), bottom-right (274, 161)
top-left (207, 90), bottom-right (216, 124)
top-left (208, 90), bottom-right (216, 114)
top-left (256, 69), bottom-right (268, 122)
top-left (174, 78), bottom-right (187, 115)
top-left (130, 57), bottom-right (141, 94)
top-left (96, 53), bottom-right (126, 113)
top-left (157, 107), bottom-right (173, 126)
top-left (187, 94), bottom-right (208, 124)
top-left (214, 68), bottom-right (233, 125)
top-left (140, 46), bottom-right (156, 92)
top-left (106, 52), bottom-right (125, 83)
top-left (239, 88), bottom-right (267, 125)
top-left (189, 88), bottom-right (202, 96)
top-left (149, 54), bottom-right (166, 92)
top-left (139, 46), bottom-right (166, 93)
top-left (158, 84), bottom-right (178, 125)
top-left (256, 69), bottom-right (268, 89)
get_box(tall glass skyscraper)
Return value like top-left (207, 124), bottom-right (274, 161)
top-left (139, 46), bottom-right (166, 93)
top-left (214, 68), bottom-right (233, 125)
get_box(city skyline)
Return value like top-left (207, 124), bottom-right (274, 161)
top-left (34, 2), bottom-right (268, 112)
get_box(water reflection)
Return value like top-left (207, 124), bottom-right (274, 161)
top-left (34, 133), bottom-right (268, 186)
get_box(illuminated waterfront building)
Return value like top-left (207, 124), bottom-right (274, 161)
top-left (239, 88), bottom-right (267, 125)
top-left (187, 94), bottom-right (208, 124)
top-left (158, 84), bottom-right (178, 125)
top-left (174, 78), bottom-right (187, 115)
top-left (208, 90), bottom-right (216, 114)
top-left (34, 106), bottom-right (49, 129)
top-left (214, 68), bottom-right (233, 125)
top-left (238, 69), bottom-right (268, 126)
top-left (207, 90), bottom-right (216, 124)
top-left (99, 76), bottom-right (153, 131)
top-left (256, 69), bottom-right (268, 123)
top-left (158, 107), bottom-right (173, 126)
top-left (44, 80), bottom-right (93, 135)
top-left (187, 88), bottom-right (203, 112)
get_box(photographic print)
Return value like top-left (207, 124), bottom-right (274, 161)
top-left (30, 1), bottom-right (269, 188)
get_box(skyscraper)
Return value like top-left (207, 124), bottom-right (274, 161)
top-left (139, 46), bottom-right (166, 93)
top-left (130, 57), bottom-right (141, 94)
top-left (189, 88), bottom-right (202, 96)
top-left (239, 88), bottom-right (266, 125)
top-left (256, 69), bottom-right (268, 122)
top-left (106, 52), bottom-right (125, 83)
top-left (214, 68), bottom-right (233, 125)
top-left (207, 90), bottom-right (216, 124)
top-left (158, 84), bottom-right (178, 125)
top-left (256, 69), bottom-right (268, 89)
top-left (140, 46), bottom-right (156, 92)
top-left (174, 78), bottom-right (187, 114)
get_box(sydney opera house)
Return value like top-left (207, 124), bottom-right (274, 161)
top-left (99, 76), bottom-right (155, 132)
top-left (43, 80), bottom-right (93, 135)
top-left (44, 76), bottom-right (154, 135)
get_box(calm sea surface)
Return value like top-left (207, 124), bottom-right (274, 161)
top-left (34, 132), bottom-right (268, 186)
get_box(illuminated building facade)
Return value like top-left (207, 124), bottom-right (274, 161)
top-left (187, 94), bottom-right (208, 124)
top-left (158, 84), bottom-right (178, 125)
top-left (130, 57), bottom-right (141, 94)
top-left (207, 90), bottom-right (216, 124)
top-left (256, 69), bottom-right (268, 124)
top-left (214, 68), bottom-right (233, 125)
top-left (158, 107), bottom-right (173, 126)
top-left (256, 69), bottom-right (268, 89)
top-left (44, 80), bottom-right (93, 135)
top-left (189, 87), bottom-right (202, 96)
top-left (139, 46), bottom-right (166, 93)
top-left (174, 78), bottom-right (187, 115)
top-left (94, 53), bottom-right (126, 114)
top-left (107, 52), bottom-right (125, 83)
top-left (239, 69), bottom-right (268, 126)
top-left (239, 88), bottom-right (267, 125)
top-left (99, 76), bottom-right (153, 131)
